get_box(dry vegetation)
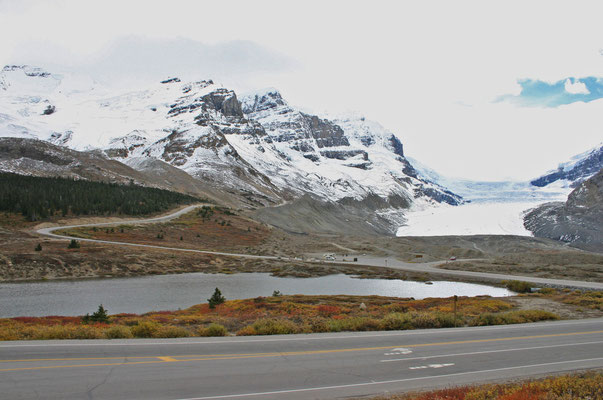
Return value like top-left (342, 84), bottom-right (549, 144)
top-left (0, 208), bottom-right (433, 282)
top-left (55, 206), bottom-right (271, 253)
top-left (439, 258), bottom-right (603, 283)
top-left (1, 205), bottom-right (602, 284)
top-left (0, 294), bottom-right (563, 340)
top-left (362, 371), bottom-right (603, 400)
top-left (534, 287), bottom-right (603, 311)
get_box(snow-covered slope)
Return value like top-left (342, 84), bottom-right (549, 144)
top-left (0, 65), bottom-right (460, 234)
top-left (530, 143), bottom-right (603, 189)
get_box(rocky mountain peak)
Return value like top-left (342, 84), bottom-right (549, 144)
top-left (241, 88), bottom-right (286, 114)
top-left (200, 88), bottom-right (243, 118)
top-left (167, 81), bottom-right (244, 125)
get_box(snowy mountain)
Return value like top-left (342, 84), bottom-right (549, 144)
top-left (0, 65), bottom-right (460, 234)
top-left (530, 144), bottom-right (603, 189)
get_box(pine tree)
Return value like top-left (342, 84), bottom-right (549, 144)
top-left (83, 304), bottom-right (109, 324)
top-left (208, 288), bottom-right (225, 309)
top-left (91, 304), bottom-right (109, 323)
top-left (34, 243), bottom-right (42, 251)
top-left (68, 239), bottom-right (80, 249)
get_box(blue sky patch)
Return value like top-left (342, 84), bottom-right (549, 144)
top-left (496, 77), bottom-right (603, 107)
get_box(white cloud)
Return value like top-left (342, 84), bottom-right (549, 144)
top-left (564, 78), bottom-right (590, 94)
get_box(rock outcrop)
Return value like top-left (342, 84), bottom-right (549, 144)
top-left (524, 169), bottom-right (603, 252)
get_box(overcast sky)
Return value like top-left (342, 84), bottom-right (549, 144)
top-left (1, 0), bottom-right (602, 181)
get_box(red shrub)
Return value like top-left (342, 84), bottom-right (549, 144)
top-left (317, 305), bottom-right (340, 317)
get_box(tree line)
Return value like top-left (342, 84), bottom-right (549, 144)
top-left (0, 173), bottom-right (202, 221)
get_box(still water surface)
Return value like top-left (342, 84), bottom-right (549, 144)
top-left (0, 273), bottom-right (513, 317)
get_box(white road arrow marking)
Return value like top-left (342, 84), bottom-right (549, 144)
top-left (409, 363), bottom-right (454, 370)
top-left (384, 348), bottom-right (412, 356)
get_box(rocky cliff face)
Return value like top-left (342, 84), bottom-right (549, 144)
top-left (524, 169), bottom-right (603, 252)
top-left (239, 89), bottom-right (461, 205)
top-left (0, 65), bottom-right (462, 234)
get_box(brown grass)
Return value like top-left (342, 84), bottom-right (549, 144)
top-left (531, 289), bottom-right (603, 311)
top-left (56, 207), bottom-right (271, 253)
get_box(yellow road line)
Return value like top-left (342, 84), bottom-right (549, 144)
top-left (1, 330), bottom-right (601, 373)
top-left (157, 356), bottom-right (178, 362)
top-left (1, 355), bottom-right (163, 363)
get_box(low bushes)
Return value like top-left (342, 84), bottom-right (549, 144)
top-left (561, 290), bottom-right (603, 311)
top-left (470, 310), bottom-right (559, 326)
top-left (327, 317), bottom-right (380, 332)
top-left (104, 325), bottom-right (133, 339)
top-left (200, 323), bottom-right (228, 337)
top-left (247, 319), bottom-right (299, 335)
top-left (130, 321), bottom-right (159, 338)
top-left (379, 312), bottom-right (413, 331)
top-left (0, 294), bottom-right (568, 340)
top-left (502, 280), bottom-right (533, 293)
top-left (15, 324), bottom-right (105, 340)
top-left (155, 326), bottom-right (191, 338)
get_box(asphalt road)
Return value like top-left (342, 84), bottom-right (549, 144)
top-left (1, 318), bottom-right (602, 399)
top-left (37, 205), bottom-right (603, 290)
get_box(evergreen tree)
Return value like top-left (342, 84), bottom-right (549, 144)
top-left (34, 243), bottom-right (42, 251)
top-left (68, 239), bottom-right (80, 249)
top-left (83, 304), bottom-right (109, 324)
top-left (208, 288), bottom-right (225, 309)
top-left (91, 304), bottom-right (109, 323)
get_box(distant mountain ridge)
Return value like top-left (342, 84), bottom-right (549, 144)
top-left (408, 143), bottom-right (603, 205)
top-left (530, 144), bottom-right (603, 188)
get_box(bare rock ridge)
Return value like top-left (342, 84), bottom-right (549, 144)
top-left (0, 65), bottom-right (463, 234)
top-left (524, 169), bottom-right (603, 252)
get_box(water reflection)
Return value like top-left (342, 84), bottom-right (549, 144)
top-left (0, 273), bottom-right (513, 317)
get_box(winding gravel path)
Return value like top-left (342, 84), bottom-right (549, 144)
top-left (36, 205), bottom-right (603, 290)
